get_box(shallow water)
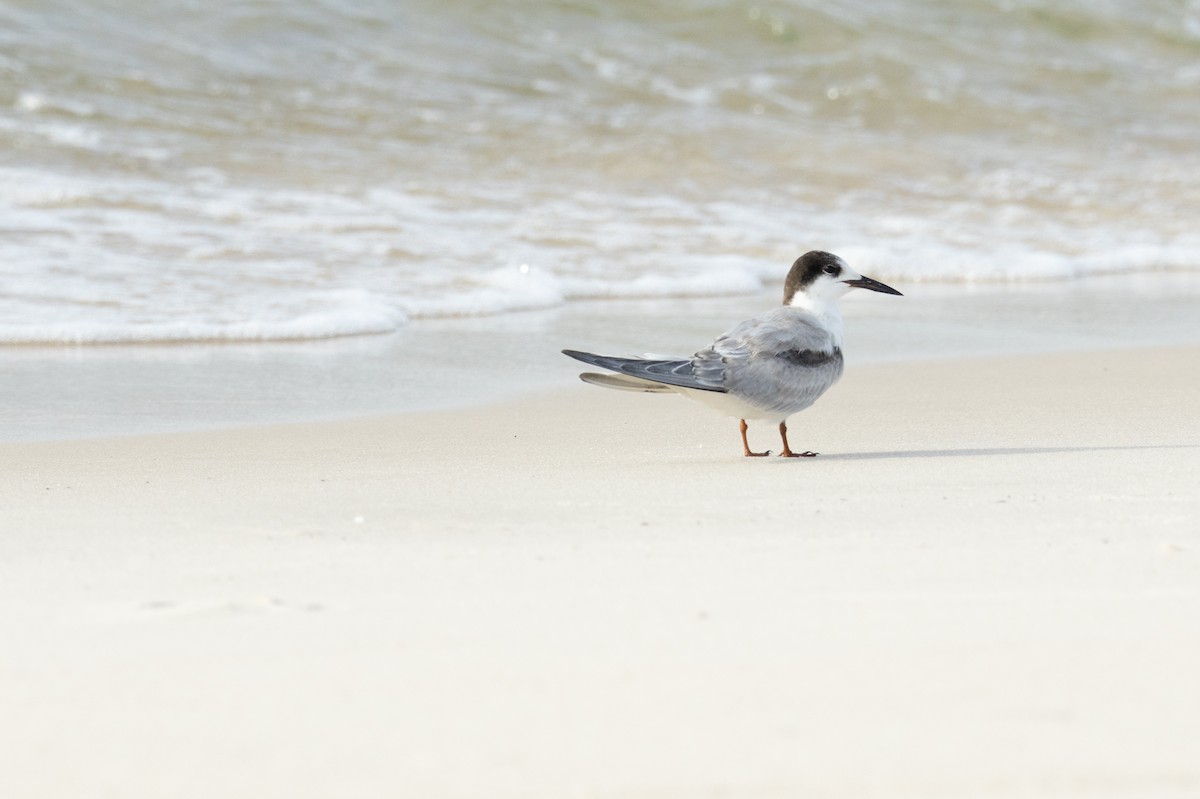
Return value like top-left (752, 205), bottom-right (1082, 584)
top-left (3, 274), bottom-right (1198, 442)
top-left (2, 0), bottom-right (1199, 344)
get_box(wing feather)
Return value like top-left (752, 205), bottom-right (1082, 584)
top-left (561, 349), bottom-right (726, 393)
top-left (578, 373), bottom-right (675, 393)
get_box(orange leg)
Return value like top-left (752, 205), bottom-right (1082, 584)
top-left (740, 419), bottom-right (769, 457)
top-left (778, 421), bottom-right (818, 458)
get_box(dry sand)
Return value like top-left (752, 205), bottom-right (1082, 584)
top-left (2, 346), bottom-right (1199, 798)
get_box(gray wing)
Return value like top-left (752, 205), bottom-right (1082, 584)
top-left (695, 308), bottom-right (845, 415)
top-left (562, 349), bottom-right (726, 393)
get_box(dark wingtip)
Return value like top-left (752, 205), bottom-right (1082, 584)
top-left (562, 349), bottom-right (600, 365)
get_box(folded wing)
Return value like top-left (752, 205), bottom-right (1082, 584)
top-left (562, 349), bottom-right (727, 393)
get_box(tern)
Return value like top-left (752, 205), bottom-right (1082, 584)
top-left (562, 251), bottom-right (902, 457)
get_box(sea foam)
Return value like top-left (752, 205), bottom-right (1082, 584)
top-left (1, 0), bottom-right (1198, 344)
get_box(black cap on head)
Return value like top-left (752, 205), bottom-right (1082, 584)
top-left (783, 251), bottom-right (843, 304)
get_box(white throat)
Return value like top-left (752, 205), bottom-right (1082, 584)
top-left (787, 291), bottom-right (845, 348)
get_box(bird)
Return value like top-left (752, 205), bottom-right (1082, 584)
top-left (562, 251), bottom-right (902, 457)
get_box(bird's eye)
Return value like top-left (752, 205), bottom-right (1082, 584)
top-left (823, 265), bottom-right (839, 275)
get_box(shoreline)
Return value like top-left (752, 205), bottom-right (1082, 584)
top-left (5, 340), bottom-right (1199, 449)
top-left (4, 272), bottom-right (1200, 444)
top-left (4, 345), bottom-right (1199, 797)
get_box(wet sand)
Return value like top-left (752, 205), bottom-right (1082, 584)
top-left (2, 346), bottom-right (1199, 797)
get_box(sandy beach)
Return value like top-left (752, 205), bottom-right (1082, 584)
top-left (6, 1), bottom-right (1200, 794)
top-left (3, 345), bottom-right (1198, 798)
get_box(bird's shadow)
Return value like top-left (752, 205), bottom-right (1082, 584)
top-left (816, 444), bottom-right (1199, 461)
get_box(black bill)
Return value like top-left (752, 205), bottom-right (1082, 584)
top-left (844, 275), bottom-right (903, 295)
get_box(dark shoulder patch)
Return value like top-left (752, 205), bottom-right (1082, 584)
top-left (780, 347), bottom-right (842, 367)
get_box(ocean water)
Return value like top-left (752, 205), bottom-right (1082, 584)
top-left (2, 0), bottom-right (1199, 345)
